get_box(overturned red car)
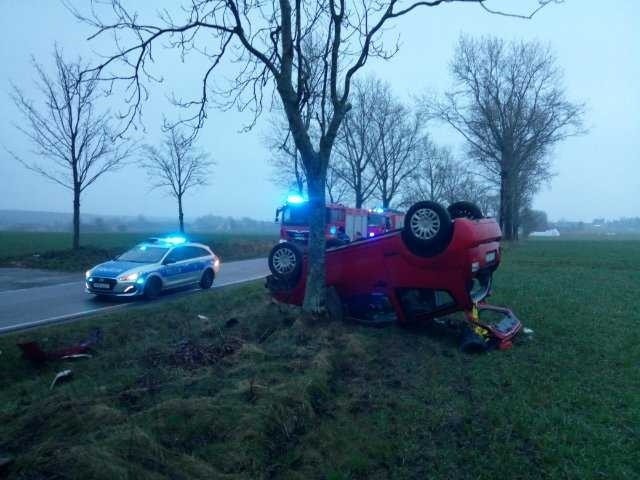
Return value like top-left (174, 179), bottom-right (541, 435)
top-left (266, 200), bottom-right (521, 351)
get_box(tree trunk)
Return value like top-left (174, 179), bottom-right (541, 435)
top-left (355, 191), bottom-right (363, 209)
top-left (499, 170), bottom-right (516, 241)
top-left (72, 187), bottom-right (81, 250)
top-left (302, 166), bottom-right (327, 314)
top-left (178, 196), bottom-right (185, 233)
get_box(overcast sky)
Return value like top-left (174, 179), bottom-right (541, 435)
top-left (0, 0), bottom-right (638, 222)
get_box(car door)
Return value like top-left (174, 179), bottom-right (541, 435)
top-left (182, 246), bottom-right (206, 284)
top-left (160, 247), bottom-right (190, 287)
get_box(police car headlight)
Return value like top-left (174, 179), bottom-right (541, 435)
top-left (118, 272), bottom-right (140, 282)
top-left (85, 270), bottom-right (91, 279)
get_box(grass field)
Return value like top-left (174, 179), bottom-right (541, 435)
top-left (1, 239), bottom-right (639, 479)
top-left (0, 231), bottom-right (277, 271)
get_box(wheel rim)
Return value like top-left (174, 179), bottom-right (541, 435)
top-left (410, 208), bottom-right (441, 240)
top-left (272, 247), bottom-right (297, 275)
top-left (203, 271), bottom-right (213, 286)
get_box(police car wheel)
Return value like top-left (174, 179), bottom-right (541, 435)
top-left (144, 276), bottom-right (162, 299)
top-left (200, 269), bottom-right (214, 289)
top-left (448, 201), bottom-right (483, 220)
top-left (268, 242), bottom-right (302, 281)
top-left (402, 201), bottom-right (453, 257)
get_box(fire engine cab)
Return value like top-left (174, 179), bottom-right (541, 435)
top-left (275, 195), bottom-right (368, 246)
top-left (367, 208), bottom-right (405, 238)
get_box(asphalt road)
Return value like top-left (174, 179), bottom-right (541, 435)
top-left (0, 258), bottom-right (269, 334)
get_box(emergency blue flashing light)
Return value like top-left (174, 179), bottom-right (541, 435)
top-left (330, 226), bottom-right (337, 235)
top-left (163, 236), bottom-right (187, 245)
top-left (373, 207), bottom-right (384, 214)
top-left (287, 194), bottom-right (306, 204)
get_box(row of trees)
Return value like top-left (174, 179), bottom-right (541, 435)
top-left (11, 0), bottom-right (575, 314)
top-left (9, 50), bottom-right (214, 246)
top-left (268, 34), bottom-right (585, 235)
top-left (269, 76), bottom-right (499, 215)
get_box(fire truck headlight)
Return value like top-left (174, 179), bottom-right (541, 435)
top-left (369, 232), bottom-right (375, 238)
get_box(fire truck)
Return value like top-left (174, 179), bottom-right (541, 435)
top-left (367, 208), bottom-right (405, 238)
top-left (275, 195), bottom-right (369, 245)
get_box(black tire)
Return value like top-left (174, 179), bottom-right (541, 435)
top-left (199, 269), bottom-right (214, 289)
top-left (459, 326), bottom-right (489, 354)
top-left (144, 276), bottom-right (162, 300)
top-left (448, 201), bottom-right (483, 220)
top-left (402, 201), bottom-right (453, 257)
top-left (268, 242), bottom-right (302, 281)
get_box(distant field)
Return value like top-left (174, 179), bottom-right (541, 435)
top-left (0, 239), bottom-right (638, 478)
top-left (0, 231), bottom-right (277, 271)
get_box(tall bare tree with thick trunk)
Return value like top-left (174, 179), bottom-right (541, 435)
top-left (9, 49), bottom-right (130, 249)
top-left (72, 0), bottom-right (556, 312)
top-left (427, 35), bottom-right (585, 240)
top-left (142, 128), bottom-right (214, 233)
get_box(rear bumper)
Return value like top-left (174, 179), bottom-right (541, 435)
top-left (464, 304), bottom-right (522, 350)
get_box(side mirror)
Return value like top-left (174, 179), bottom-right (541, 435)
top-left (163, 258), bottom-right (175, 265)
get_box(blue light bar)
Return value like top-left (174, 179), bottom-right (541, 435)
top-left (163, 236), bottom-right (187, 245)
top-left (287, 194), bottom-right (306, 204)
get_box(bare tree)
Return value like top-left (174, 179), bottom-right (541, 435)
top-left (71, 0), bottom-right (557, 312)
top-left (403, 138), bottom-right (454, 204)
top-left (142, 127), bottom-right (214, 233)
top-left (427, 35), bottom-right (585, 240)
top-left (266, 120), bottom-right (308, 195)
top-left (403, 137), bottom-right (497, 214)
top-left (371, 89), bottom-right (422, 208)
top-left (8, 49), bottom-right (130, 249)
top-left (325, 163), bottom-right (350, 204)
top-left (333, 77), bottom-right (381, 208)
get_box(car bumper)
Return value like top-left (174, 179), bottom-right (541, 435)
top-left (85, 279), bottom-right (143, 297)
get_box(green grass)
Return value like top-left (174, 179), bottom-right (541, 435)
top-left (0, 231), bottom-right (277, 271)
top-left (1, 239), bottom-right (639, 479)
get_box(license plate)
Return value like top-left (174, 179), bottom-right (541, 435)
top-left (485, 251), bottom-right (496, 263)
top-left (93, 282), bottom-right (110, 289)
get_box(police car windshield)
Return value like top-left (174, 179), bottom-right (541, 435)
top-left (117, 245), bottom-right (169, 263)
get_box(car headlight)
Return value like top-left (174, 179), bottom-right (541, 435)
top-left (118, 272), bottom-right (139, 282)
top-left (85, 270), bottom-right (91, 279)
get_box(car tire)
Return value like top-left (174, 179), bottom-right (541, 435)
top-left (144, 276), bottom-right (162, 300)
top-left (268, 242), bottom-right (302, 281)
top-left (402, 201), bottom-right (453, 257)
top-left (459, 325), bottom-right (488, 353)
top-left (199, 269), bottom-right (215, 289)
top-left (448, 201), bottom-right (484, 220)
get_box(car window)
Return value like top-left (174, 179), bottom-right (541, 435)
top-left (118, 245), bottom-right (169, 263)
top-left (164, 247), bottom-right (187, 263)
top-left (190, 246), bottom-right (210, 258)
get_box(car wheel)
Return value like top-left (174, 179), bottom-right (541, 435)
top-left (448, 201), bottom-right (484, 220)
top-left (144, 276), bottom-right (162, 300)
top-left (459, 325), bottom-right (489, 353)
top-left (268, 242), bottom-right (302, 281)
top-left (402, 201), bottom-right (453, 257)
top-left (200, 269), bottom-right (214, 289)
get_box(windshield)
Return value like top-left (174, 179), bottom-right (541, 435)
top-left (283, 204), bottom-right (311, 225)
top-left (368, 213), bottom-right (385, 227)
top-left (117, 245), bottom-right (169, 263)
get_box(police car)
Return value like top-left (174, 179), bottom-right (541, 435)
top-left (85, 236), bottom-right (221, 299)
